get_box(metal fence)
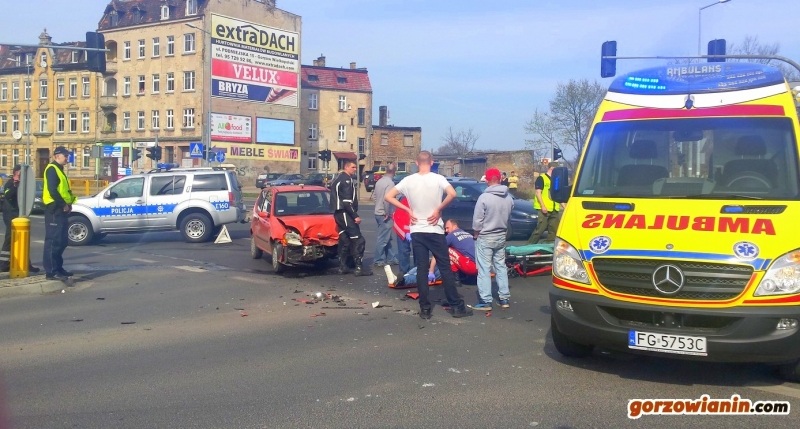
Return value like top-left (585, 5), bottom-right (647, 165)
top-left (68, 179), bottom-right (108, 197)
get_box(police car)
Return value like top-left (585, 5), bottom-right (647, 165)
top-left (67, 166), bottom-right (245, 245)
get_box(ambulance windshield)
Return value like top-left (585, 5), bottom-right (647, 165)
top-left (574, 117), bottom-right (800, 200)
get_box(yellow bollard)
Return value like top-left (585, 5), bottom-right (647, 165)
top-left (85, 180), bottom-right (89, 197)
top-left (10, 218), bottom-right (30, 279)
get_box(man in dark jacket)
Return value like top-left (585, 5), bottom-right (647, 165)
top-left (329, 160), bottom-right (371, 276)
top-left (1, 165), bottom-right (41, 273)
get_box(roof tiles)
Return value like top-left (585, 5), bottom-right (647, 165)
top-left (301, 66), bottom-right (372, 93)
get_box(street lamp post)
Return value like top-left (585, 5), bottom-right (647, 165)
top-left (186, 22), bottom-right (212, 167)
top-left (699, 0), bottom-right (732, 55)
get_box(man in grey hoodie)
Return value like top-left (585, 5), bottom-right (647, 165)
top-left (470, 168), bottom-right (514, 310)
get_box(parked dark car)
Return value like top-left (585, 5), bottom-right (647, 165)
top-left (442, 181), bottom-right (537, 240)
top-left (255, 173), bottom-right (282, 188)
top-left (363, 166), bottom-right (387, 192)
top-left (392, 172), bottom-right (411, 184)
top-left (300, 173), bottom-right (327, 187)
top-left (33, 179), bottom-right (44, 213)
top-left (266, 173), bottom-right (304, 186)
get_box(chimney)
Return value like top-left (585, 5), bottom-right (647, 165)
top-left (350, 62), bottom-right (356, 69)
top-left (379, 106), bottom-right (388, 127)
top-left (313, 54), bottom-right (326, 67)
top-left (39, 28), bottom-right (52, 45)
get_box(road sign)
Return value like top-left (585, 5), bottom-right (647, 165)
top-left (189, 142), bottom-right (204, 158)
top-left (103, 146), bottom-right (113, 157)
top-left (207, 151), bottom-right (216, 163)
top-left (68, 151), bottom-right (75, 164)
top-left (214, 225), bottom-right (232, 244)
top-left (12, 130), bottom-right (22, 140)
top-left (18, 165), bottom-right (35, 217)
top-left (216, 151), bottom-right (226, 163)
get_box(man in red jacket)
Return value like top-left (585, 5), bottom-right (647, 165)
top-left (392, 197), bottom-right (413, 276)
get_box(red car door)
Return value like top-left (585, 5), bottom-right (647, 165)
top-left (252, 189), bottom-right (273, 252)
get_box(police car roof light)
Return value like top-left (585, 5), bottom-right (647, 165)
top-left (608, 63), bottom-right (786, 95)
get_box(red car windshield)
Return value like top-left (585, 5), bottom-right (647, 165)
top-left (274, 191), bottom-right (333, 216)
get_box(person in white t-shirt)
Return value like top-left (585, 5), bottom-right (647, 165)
top-left (385, 151), bottom-right (473, 320)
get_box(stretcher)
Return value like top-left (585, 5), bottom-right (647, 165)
top-left (505, 243), bottom-right (554, 278)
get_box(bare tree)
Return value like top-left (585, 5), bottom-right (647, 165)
top-left (438, 127), bottom-right (480, 157)
top-left (669, 35), bottom-right (799, 80)
top-left (524, 79), bottom-right (605, 170)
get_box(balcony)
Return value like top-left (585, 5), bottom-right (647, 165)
top-left (104, 60), bottom-right (117, 75)
top-left (100, 95), bottom-right (117, 109)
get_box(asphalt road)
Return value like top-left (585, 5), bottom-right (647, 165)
top-left (0, 206), bottom-right (799, 428)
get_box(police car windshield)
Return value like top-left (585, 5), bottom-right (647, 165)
top-left (574, 117), bottom-right (800, 200)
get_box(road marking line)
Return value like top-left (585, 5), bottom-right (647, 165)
top-left (231, 276), bottom-right (263, 284)
top-left (131, 258), bottom-right (158, 263)
top-left (747, 383), bottom-right (800, 399)
top-left (32, 240), bottom-right (44, 244)
top-left (175, 266), bottom-right (206, 273)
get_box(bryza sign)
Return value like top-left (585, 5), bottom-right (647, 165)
top-left (210, 14), bottom-right (299, 106)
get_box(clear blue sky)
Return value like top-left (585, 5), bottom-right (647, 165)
top-left (1, 0), bottom-right (797, 152)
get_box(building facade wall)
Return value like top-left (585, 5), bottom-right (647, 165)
top-left (371, 126), bottom-right (421, 173)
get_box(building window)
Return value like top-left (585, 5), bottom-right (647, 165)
top-left (184, 34), bottom-right (195, 53)
top-left (71, 51), bottom-right (79, 63)
top-left (308, 123), bottom-right (317, 139)
top-left (308, 93), bottom-right (318, 110)
top-left (0, 115), bottom-right (5, 133)
top-left (166, 109), bottom-right (174, 129)
top-left (110, 11), bottom-right (119, 26)
top-left (123, 41), bottom-right (131, 60)
top-left (308, 74), bottom-right (318, 82)
top-left (0, 82), bottom-right (6, 101)
top-left (69, 78), bottom-right (77, 98)
top-left (166, 73), bottom-right (175, 92)
top-left (122, 112), bottom-right (130, 130)
top-left (82, 77), bottom-right (90, 97)
top-left (137, 111), bottom-right (145, 130)
top-left (161, 5), bottom-right (170, 20)
top-left (56, 113), bottom-right (64, 132)
top-left (307, 156), bottom-right (317, 170)
top-left (12, 150), bottom-right (19, 167)
top-left (183, 108), bottom-right (195, 128)
top-left (187, 0), bottom-right (198, 15)
top-left (358, 137), bottom-right (365, 155)
top-left (338, 125), bottom-right (346, 141)
top-left (338, 95), bottom-right (347, 111)
top-left (138, 75), bottom-right (146, 94)
top-left (138, 39), bottom-right (145, 58)
top-left (82, 112), bottom-right (90, 133)
top-left (151, 110), bottom-right (160, 129)
top-left (69, 112), bottom-right (77, 132)
top-left (152, 74), bottom-right (160, 93)
top-left (123, 76), bottom-right (131, 96)
top-left (183, 71), bottom-right (195, 91)
top-left (24, 81), bottom-right (31, 100)
top-left (337, 77), bottom-right (347, 84)
top-left (11, 115), bottom-right (19, 132)
top-left (39, 113), bottom-right (47, 133)
top-left (166, 36), bottom-right (174, 56)
top-left (381, 134), bottom-right (388, 146)
top-left (152, 37), bottom-right (160, 57)
top-left (357, 108), bottom-right (365, 126)
top-left (12, 82), bottom-right (19, 101)
top-left (39, 79), bottom-right (48, 99)
top-left (82, 151), bottom-right (90, 168)
top-left (403, 134), bottom-right (413, 147)
top-left (0, 152), bottom-right (5, 167)
top-left (57, 79), bottom-right (64, 98)
top-left (23, 114), bottom-right (30, 134)
top-left (398, 162), bottom-right (407, 172)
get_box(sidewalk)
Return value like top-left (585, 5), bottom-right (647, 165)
top-left (0, 272), bottom-right (65, 298)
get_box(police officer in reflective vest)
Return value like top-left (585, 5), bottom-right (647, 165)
top-left (528, 162), bottom-right (565, 244)
top-left (42, 146), bottom-right (77, 280)
top-left (329, 160), bottom-right (372, 276)
top-left (0, 165), bottom-right (41, 272)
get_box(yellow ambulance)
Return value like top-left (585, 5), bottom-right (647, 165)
top-left (549, 62), bottom-right (800, 381)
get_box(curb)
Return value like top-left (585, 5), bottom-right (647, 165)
top-left (0, 274), bottom-right (64, 299)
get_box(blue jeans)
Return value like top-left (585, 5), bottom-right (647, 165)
top-left (403, 266), bottom-right (441, 285)
top-left (397, 234), bottom-right (413, 275)
top-left (373, 215), bottom-right (397, 265)
top-left (476, 234), bottom-right (510, 303)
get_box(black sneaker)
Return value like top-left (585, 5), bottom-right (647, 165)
top-left (46, 273), bottom-right (69, 282)
top-left (58, 269), bottom-right (74, 277)
top-left (419, 308), bottom-right (432, 320)
top-left (28, 266), bottom-right (41, 273)
top-left (451, 304), bottom-right (474, 318)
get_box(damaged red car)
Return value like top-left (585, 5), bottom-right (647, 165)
top-left (250, 185), bottom-right (338, 273)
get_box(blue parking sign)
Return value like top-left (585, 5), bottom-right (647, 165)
top-left (68, 151), bottom-right (75, 164)
top-left (216, 152), bottom-right (226, 163)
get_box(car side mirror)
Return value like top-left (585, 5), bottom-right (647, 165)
top-left (258, 211), bottom-right (269, 219)
top-left (104, 190), bottom-right (117, 199)
top-left (550, 167), bottom-right (571, 203)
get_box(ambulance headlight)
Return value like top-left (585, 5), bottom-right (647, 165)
top-left (553, 237), bottom-right (590, 284)
top-left (754, 249), bottom-right (800, 296)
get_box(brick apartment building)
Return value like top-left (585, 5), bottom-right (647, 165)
top-left (371, 105), bottom-right (421, 173)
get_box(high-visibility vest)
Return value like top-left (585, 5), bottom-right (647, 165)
top-left (533, 174), bottom-right (559, 212)
top-left (42, 163), bottom-right (77, 205)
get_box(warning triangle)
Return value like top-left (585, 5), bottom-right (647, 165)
top-left (190, 144), bottom-right (203, 156)
top-left (214, 225), bottom-right (232, 244)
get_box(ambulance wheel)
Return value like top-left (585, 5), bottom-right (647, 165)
top-left (778, 360), bottom-right (800, 383)
top-left (181, 213), bottom-right (212, 243)
top-left (250, 236), bottom-right (263, 259)
top-left (67, 216), bottom-right (94, 246)
top-left (550, 316), bottom-right (593, 358)
top-left (271, 242), bottom-right (285, 274)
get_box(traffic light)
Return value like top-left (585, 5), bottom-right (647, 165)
top-left (358, 154), bottom-right (366, 160)
top-left (553, 147), bottom-right (563, 161)
top-left (601, 40), bottom-right (617, 78)
top-left (146, 145), bottom-right (162, 161)
top-left (131, 148), bottom-right (141, 162)
top-left (317, 149), bottom-right (332, 162)
top-left (86, 31), bottom-right (106, 73)
top-left (707, 39), bottom-right (726, 63)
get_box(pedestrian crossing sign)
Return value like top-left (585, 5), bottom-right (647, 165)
top-left (189, 142), bottom-right (204, 158)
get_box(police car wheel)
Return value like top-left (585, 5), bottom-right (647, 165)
top-left (271, 242), bottom-right (285, 274)
top-left (250, 236), bottom-right (263, 259)
top-left (550, 315), bottom-right (593, 358)
top-left (67, 216), bottom-right (94, 246)
top-left (180, 213), bottom-right (212, 243)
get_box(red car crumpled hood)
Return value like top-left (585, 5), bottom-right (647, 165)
top-left (276, 216), bottom-right (338, 245)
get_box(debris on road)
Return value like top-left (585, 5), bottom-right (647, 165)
top-left (121, 321), bottom-right (136, 325)
top-left (321, 306), bottom-right (365, 310)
